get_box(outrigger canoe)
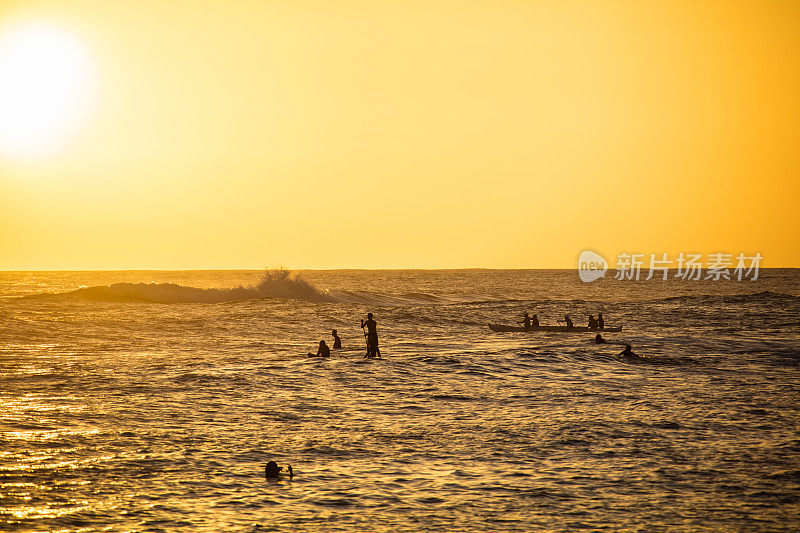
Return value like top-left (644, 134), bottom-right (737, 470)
top-left (488, 324), bottom-right (622, 333)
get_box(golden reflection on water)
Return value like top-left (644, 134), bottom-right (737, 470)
top-left (2, 344), bottom-right (59, 350)
top-left (3, 428), bottom-right (99, 442)
top-left (2, 271), bottom-right (799, 531)
top-left (3, 402), bottom-right (87, 414)
top-left (0, 503), bottom-right (91, 520)
top-left (1, 456), bottom-right (112, 473)
top-left (0, 385), bottom-right (105, 524)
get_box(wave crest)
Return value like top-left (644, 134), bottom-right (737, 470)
top-left (56, 270), bottom-right (334, 304)
top-left (652, 290), bottom-right (799, 304)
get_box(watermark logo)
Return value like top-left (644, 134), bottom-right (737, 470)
top-left (578, 250), bottom-right (608, 282)
top-left (578, 250), bottom-right (763, 282)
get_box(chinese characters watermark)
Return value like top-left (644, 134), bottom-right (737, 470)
top-left (578, 251), bottom-right (762, 282)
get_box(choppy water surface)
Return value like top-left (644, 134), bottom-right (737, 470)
top-left (1, 269), bottom-right (799, 531)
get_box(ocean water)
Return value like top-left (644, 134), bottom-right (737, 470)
top-left (1, 269), bottom-right (799, 532)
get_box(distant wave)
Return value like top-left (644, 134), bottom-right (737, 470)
top-left (21, 270), bottom-right (515, 306)
top-left (31, 270), bottom-right (335, 304)
top-left (331, 290), bottom-right (495, 306)
top-left (649, 290), bottom-right (799, 304)
top-left (26, 275), bottom-right (796, 307)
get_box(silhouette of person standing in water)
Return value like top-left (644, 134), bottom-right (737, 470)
top-left (361, 313), bottom-right (381, 358)
top-left (331, 329), bottom-right (341, 349)
top-left (598, 313), bottom-right (605, 330)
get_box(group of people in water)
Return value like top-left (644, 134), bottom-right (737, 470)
top-left (520, 311), bottom-right (606, 330)
top-left (521, 310), bottom-right (640, 358)
top-left (312, 310), bottom-right (637, 359)
top-left (311, 312), bottom-right (381, 358)
top-left (592, 333), bottom-right (637, 357)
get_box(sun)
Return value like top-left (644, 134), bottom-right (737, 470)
top-left (0, 22), bottom-right (94, 159)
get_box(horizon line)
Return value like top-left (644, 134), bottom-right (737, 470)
top-left (2, 266), bottom-right (798, 272)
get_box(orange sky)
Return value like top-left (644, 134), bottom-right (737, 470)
top-left (1, 0), bottom-right (798, 269)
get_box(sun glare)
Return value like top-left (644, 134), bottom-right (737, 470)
top-left (0, 22), bottom-right (93, 159)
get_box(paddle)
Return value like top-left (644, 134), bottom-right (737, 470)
top-left (360, 320), bottom-right (369, 357)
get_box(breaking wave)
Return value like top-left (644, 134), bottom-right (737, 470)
top-left (22, 270), bottom-right (512, 306)
top-left (24, 276), bottom-right (797, 307)
top-left (42, 270), bottom-right (335, 304)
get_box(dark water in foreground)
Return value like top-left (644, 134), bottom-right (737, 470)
top-left (1, 269), bottom-right (799, 531)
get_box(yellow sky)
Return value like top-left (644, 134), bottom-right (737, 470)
top-left (1, 0), bottom-right (798, 269)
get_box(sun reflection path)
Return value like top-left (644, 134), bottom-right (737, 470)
top-left (0, 379), bottom-right (112, 527)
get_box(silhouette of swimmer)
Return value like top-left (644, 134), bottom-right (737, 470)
top-left (265, 461), bottom-right (293, 480)
top-left (521, 311), bottom-right (531, 330)
top-left (619, 344), bottom-right (638, 358)
top-left (588, 315), bottom-right (599, 330)
top-left (594, 334), bottom-right (607, 344)
top-left (317, 340), bottom-right (330, 357)
top-left (531, 314), bottom-right (539, 327)
top-left (361, 313), bottom-right (381, 358)
top-left (308, 340), bottom-right (330, 357)
top-left (598, 313), bottom-right (605, 330)
top-left (564, 315), bottom-right (574, 329)
top-left (331, 329), bottom-right (341, 349)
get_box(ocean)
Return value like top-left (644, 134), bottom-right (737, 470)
top-left (1, 269), bottom-right (798, 532)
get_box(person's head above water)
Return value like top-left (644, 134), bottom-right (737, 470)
top-left (265, 461), bottom-right (294, 479)
top-left (596, 334), bottom-right (602, 340)
top-left (523, 311), bottom-right (529, 316)
top-left (331, 329), bottom-right (338, 335)
top-left (265, 461), bottom-right (282, 478)
top-left (319, 340), bottom-right (327, 346)
top-left (367, 312), bottom-right (373, 320)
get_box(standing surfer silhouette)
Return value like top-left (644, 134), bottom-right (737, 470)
top-left (361, 313), bottom-right (381, 358)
